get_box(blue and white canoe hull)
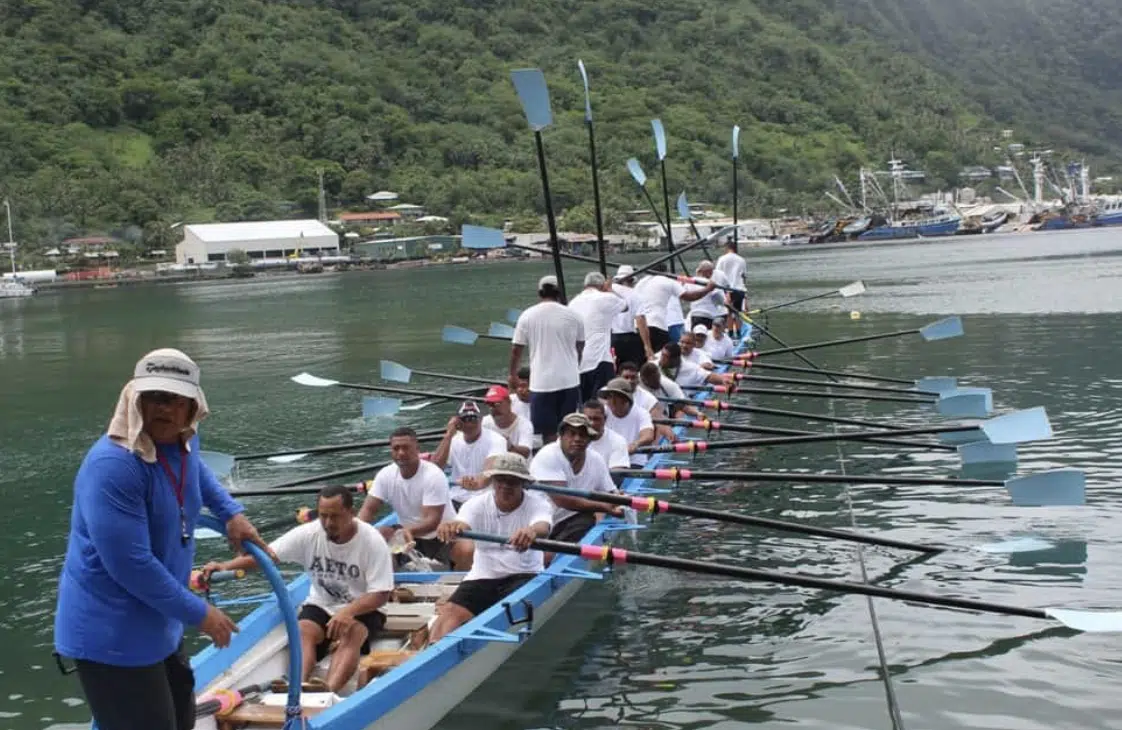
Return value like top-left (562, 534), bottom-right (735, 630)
top-left (184, 329), bottom-right (756, 730)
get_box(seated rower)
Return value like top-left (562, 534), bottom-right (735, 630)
top-left (658, 342), bottom-right (733, 389)
top-left (530, 413), bottom-right (623, 549)
top-left (581, 399), bottom-right (630, 469)
top-left (597, 378), bottom-right (655, 467)
top-left (428, 453), bottom-right (554, 644)
top-left (482, 385), bottom-right (535, 458)
top-left (682, 326), bottom-right (715, 369)
top-left (431, 401), bottom-right (507, 510)
top-left (358, 426), bottom-right (463, 570)
top-left (202, 485), bottom-right (393, 693)
top-left (703, 317), bottom-right (737, 361)
top-left (638, 361), bottom-right (701, 420)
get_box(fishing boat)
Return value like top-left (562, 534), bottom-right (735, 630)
top-left (183, 328), bottom-right (757, 730)
top-left (857, 206), bottom-right (962, 240)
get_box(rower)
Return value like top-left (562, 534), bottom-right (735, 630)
top-left (616, 361), bottom-right (659, 416)
top-left (714, 240), bottom-right (748, 336)
top-left (679, 329), bottom-right (715, 370)
top-left (633, 264), bottom-right (714, 354)
top-left (703, 318), bottom-right (736, 361)
top-left (203, 484), bottom-right (394, 693)
top-left (529, 413), bottom-right (623, 549)
top-left (430, 401), bottom-right (508, 511)
top-left (597, 378), bottom-right (655, 467)
top-left (610, 264), bottom-right (655, 366)
top-left (568, 271), bottom-right (629, 401)
top-left (510, 275), bottom-right (585, 444)
top-left (358, 426), bottom-right (462, 570)
top-left (481, 385), bottom-right (534, 458)
top-left (581, 399), bottom-right (631, 484)
top-left (638, 361), bottom-right (701, 420)
top-left (659, 342), bottom-right (732, 389)
top-left (510, 367), bottom-right (532, 423)
top-left (428, 453), bottom-right (554, 644)
top-left (686, 260), bottom-right (731, 330)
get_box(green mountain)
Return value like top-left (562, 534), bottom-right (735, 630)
top-left (0, 0), bottom-right (1116, 246)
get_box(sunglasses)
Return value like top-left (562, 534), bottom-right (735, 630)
top-left (141, 390), bottom-right (188, 406)
top-left (458, 414), bottom-right (480, 422)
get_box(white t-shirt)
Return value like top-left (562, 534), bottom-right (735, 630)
top-left (448, 429), bottom-right (508, 504)
top-left (669, 360), bottom-right (710, 388)
top-left (456, 491), bottom-right (554, 581)
top-left (666, 296), bottom-right (685, 327)
top-left (530, 443), bottom-right (617, 524)
top-left (688, 270), bottom-right (730, 318)
top-left (604, 405), bottom-right (654, 466)
top-left (483, 414), bottom-right (534, 455)
top-left (568, 289), bottom-right (628, 371)
top-left (510, 394), bottom-right (532, 424)
top-left (683, 347), bottom-right (713, 368)
top-left (371, 461), bottom-right (457, 539)
top-left (635, 276), bottom-right (684, 331)
top-left (642, 376), bottom-right (686, 404)
top-left (715, 251), bottom-right (747, 292)
top-left (632, 383), bottom-right (659, 413)
top-left (704, 333), bottom-right (736, 361)
top-left (589, 428), bottom-right (631, 469)
top-left (611, 283), bottom-right (645, 335)
top-left (512, 301), bottom-right (584, 392)
top-left (271, 521), bottom-right (394, 615)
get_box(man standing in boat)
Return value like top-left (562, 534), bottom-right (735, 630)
top-left (54, 348), bottom-right (272, 730)
top-left (568, 271), bottom-right (629, 401)
top-left (609, 264), bottom-right (654, 367)
top-left (714, 240), bottom-right (748, 337)
top-left (428, 453), bottom-right (554, 644)
top-left (685, 260), bottom-right (731, 331)
top-left (510, 275), bottom-right (585, 444)
top-left (481, 385), bottom-right (534, 458)
top-left (358, 426), bottom-right (461, 570)
top-left (430, 401), bottom-right (508, 510)
top-left (634, 265), bottom-right (714, 354)
top-left (202, 484), bottom-right (394, 694)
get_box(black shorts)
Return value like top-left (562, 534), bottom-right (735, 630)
top-left (648, 327), bottom-right (670, 354)
top-left (298, 603), bottom-right (387, 660)
top-left (611, 332), bottom-right (645, 369)
top-left (580, 361), bottom-right (616, 402)
top-left (414, 536), bottom-right (452, 567)
top-left (530, 386), bottom-right (581, 438)
top-left (548, 512), bottom-right (597, 543)
top-left (75, 645), bottom-right (194, 730)
top-left (689, 314), bottom-right (714, 330)
top-left (447, 574), bottom-right (536, 617)
top-left (728, 291), bottom-right (745, 313)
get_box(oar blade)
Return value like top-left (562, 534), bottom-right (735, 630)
top-left (920, 316), bottom-right (964, 341)
top-left (200, 451), bottom-right (235, 479)
top-left (362, 396), bottom-right (402, 418)
top-left (627, 158), bottom-right (647, 187)
top-left (267, 453), bottom-right (308, 464)
top-left (461, 224), bottom-right (507, 250)
top-left (838, 280), bottom-right (866, 297)
top-left (958, 441), bottom-right (1018, 466)
top-left (1004, 469), bottom-right (1085, 507)
top-left (291, 372), bottom-right (340, 388)
top-left (731, 125), bottom-right (740, 159)
top-left (916, 376), bottom-right (958, 394)
top-left (442, 325), bottom-right (479, 346)
top-left (400, 400), bottom-right (434, 411)
top-left (577, 59), bottom-right (592, 122)
top-left (511, 68), bottom-right (553, 131)
top-left (980, 406), bottom-right (1052, 444)
top-left (651, 119), bottom-right (667, 160)
top-left (1045, 608), bottom-right (1122, 633)
top-left (506, 308), bottom-right (522, 325)
top-left (489, 322), bottom-right (516, 338)
top-left (380, 360), bottom-right (412, 384)
top-left (937, 387), bottom-right (993, 418)
top-left (676, 191), bottom-right (690, 220)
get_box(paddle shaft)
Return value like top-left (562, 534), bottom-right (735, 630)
top-left (750, 327), bottom-right (925, 358)
top-left (671, 398), bottom-right (936, 433)
top-left (616, 467), bottom-right (1005, 488)
top-left (653, 419), bottom-right (961, 451)
top-left (682, 383), bottom-right (933, 404)
top-left (463, 532), bottom-right (1049, 622)
top-left (392, 366), bottom-right (496, 387)
top-left (265, 459), bottom-right (392, 490)
top-left (236, 428), bottom-right (445, 461)
top-left (349, 381), bottom-right (489, 402)
top-left (532, 129), bottom-right (568, 303)
top-left (586, 117), bottom-right (607, 276)
top-left (755, 289), bottom-right (843, 314)
top-left (636, 424), bottom-right (978, 453)
top-left (739, 313), bottom-right (839, 380)
top-left (733, 373), bottom-right (937, 396)
top-left (527, 484), bottom-right (943, 554)
top-left (745, 361), bottom-right (915, 386)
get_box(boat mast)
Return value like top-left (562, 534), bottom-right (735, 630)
top-left (3, 198), bottom-right (14, 276)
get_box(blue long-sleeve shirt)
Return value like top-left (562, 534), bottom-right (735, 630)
top-left (54, 433), bottom-right (244, 666)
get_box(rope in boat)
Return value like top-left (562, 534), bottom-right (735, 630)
top-left (827, 395), bottom-right (907, 730)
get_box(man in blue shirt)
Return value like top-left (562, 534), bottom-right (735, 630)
top-left (54, 348), bottom-right (273, 730)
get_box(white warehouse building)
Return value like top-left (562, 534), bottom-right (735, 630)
top-left (175, 220), bottom-right (340, 265)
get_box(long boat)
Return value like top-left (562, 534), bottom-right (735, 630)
top-left (179, 325), bottom-right (757, 730)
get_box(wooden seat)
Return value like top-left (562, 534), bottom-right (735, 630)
top-left (216, 704), bottom-right (325, 730)
top-left (355, 650), bottom-right (417, 688)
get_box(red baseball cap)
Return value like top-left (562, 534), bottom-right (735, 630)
top-left (483, 385), bottom-right (510, 403)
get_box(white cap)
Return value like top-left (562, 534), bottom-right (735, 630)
top-left (584, 271), bottom-right (606, 287)
top-left (538, 275), bottom-right (558, 290)
top-left (692, 323), bottom-right (709, 335)
top-left (132, 348), bottom-right (202, 401)
top-left (613, 265), bottom-right (635, 281)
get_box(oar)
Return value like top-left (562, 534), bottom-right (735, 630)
top-left (731, 125), bottom-right (740, 252)
top-left (512, 68), bottom-right (568, 302)
top-left (651, 119), bottom-right (687, 271)
top-left (527, 483), bottom-right (944, 554)
top-left (258, 459), bottom-right (392, 491)
top-left (233, 428), bottom-right (447, 464)
top-left (675, 191), bottom-right (714, 262)
top-left (381, 360), bottom-right (495, 387)
top-left (616, 464), bottom-right (1085, 507)
top-left (462, 532), bottom-right (1121, 632)
top-left (735, 317), bottom-right (965, 360)
top-left (728, 372), bottom-right (946, 396)
top-left (577, 59), bottom-right (608, 277)
top-left (745, 361), bottom-right (959, 393)
top-left (748, 281), bottom-right (867, 315)
top-left (230, 481), bottom-right (374, 499)
top-left (196, 681), bottom-right (274, 719)
top-left (626, 155), bottom-right (687, 272)
top-left (292, 372), bottom-right (487, 418)
top-left (440, 322), bottom-right (513, 346)
top-left (655, 418), bottom-right (959, 452)
top-left (737, 310), bottom-right (842, 380)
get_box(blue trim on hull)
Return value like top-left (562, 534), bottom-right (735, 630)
top-left (858, 216), bottom-right (961, 240)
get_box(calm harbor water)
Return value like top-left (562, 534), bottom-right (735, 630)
top-left (2, 229), bottom-right (1122, 730)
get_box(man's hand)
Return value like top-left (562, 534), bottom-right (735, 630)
top-left (199, 561), bottom-right (225, 583)
top-left (198, 604), bottom-right (238, 648)
top-left (445, 415), bottom-right (461, 435)
top-left (325, 610), bottom-right (356, 641)
top-left (460, 475), bottom-right (486, 491)
top-left (437, 520), bottom-right (469, 542)
top-left (226, 514), bottom-right (276, 561)
top-left (507, 527), bottom-right (539, 551)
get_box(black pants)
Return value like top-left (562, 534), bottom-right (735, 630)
top-left (648, 327), bottom-right (670, 355)
top-left (611, 332), bottom-right (645, 370)
top-left (76, 646), bottom-right (195, 730)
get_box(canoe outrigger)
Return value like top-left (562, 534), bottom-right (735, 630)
top-left (183, 330), bottom-right (757, 730)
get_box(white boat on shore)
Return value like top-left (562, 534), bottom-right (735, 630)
top-left (0, 278), bottom-right (34, 298)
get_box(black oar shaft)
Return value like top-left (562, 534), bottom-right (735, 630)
top-left (757, 289), bottom-right (836, 313)
top-left (753, 328), bottom-right (920, 358)
top-left (264, 459), bottom-right (393, 491)
top-left (688, 383), bottom-right (933, 404)
top-left (401, 368), bottom-right (495, 386)
top-left (737, 373), bottom-right (931, 396)
top-left (527, 484), bottom-right (943, 554)
top-left (678, 399), bottom-right (921, 432)
top-left (533, 130), bottom-right (567, 303)
top-left (617, 467), bottom-right (1001, 488)
top-left (343, 381), bottom-right (488, 402)
top-left (236, 428), bottom-right (445, 461)
top-left (746, 362), bottom-right (915, 386)
top-left (741, 314), bottom-right (838, 379)
top-left (654, 419), bottom-right (960, 451)
top-left (636, 424), bottom-right (976, 453)
top-left (462, 532), bottom-right (1048, 622)
top-left (586, 118), bottom-right (607, 277)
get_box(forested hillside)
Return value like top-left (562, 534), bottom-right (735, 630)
top-left (0, 0), bottom-right (1117, 246)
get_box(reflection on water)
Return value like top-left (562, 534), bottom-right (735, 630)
top-left (3, 230), bottom-right (1122, 730)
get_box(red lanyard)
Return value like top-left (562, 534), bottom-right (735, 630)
top-left (156, 444), bottom-right (190, 544)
